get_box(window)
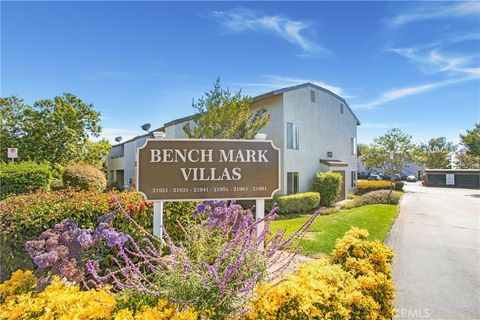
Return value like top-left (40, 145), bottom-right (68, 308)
top-left (287, 122), bottom-right (299, 149)
top-left (287, 172), bottom-right (299, 194)
top-left (310, 90), bottom-right (315, 102)
top-left (351, 137), bottom-right (357, 155)
top-left (351, 171), bottom-right (357, 187)
top-left (340, 103), bottom-right (344, 114)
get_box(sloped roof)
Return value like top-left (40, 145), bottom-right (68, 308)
top-left (253, 82), bottom-right (361, 125)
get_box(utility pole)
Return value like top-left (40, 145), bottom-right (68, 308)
top-left (389, 151), bottom-right (394, 199)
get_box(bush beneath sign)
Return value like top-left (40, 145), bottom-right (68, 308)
top-left (276, 192), bottom-right (320, 214)
top-left (0, 162), bottom-right (52, 200)
top-left (313, 172), bottom-right (342, 207)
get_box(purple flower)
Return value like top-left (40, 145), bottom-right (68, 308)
top-left (77, 230), bottom-right (94, 249)
top-left (98, 228), bottom-right (128, 248)
top-left (33, 251), bottom-right (58, 268)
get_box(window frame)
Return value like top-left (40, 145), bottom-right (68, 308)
top-left (310, 90), bottom-right (315, 103)
top-left (351, 137), bottom-right (357, 155)
top-left (351, 170), bottom-right (357, 187)
top-left (287, 172), bottom-right (299, 194)
top-left (287, 122), bottom-right (299, 150)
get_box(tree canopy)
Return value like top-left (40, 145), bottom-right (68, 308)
top-left (183, 79), bottom-right (270, 139)
top-left (414, 137), bottom-right (456, 169)
top-left (361, 128), bottom-right (415, 174)
top-left (1, 94), bottom-right (109, 166)
top-left (457, 123), bottom-right (480, 169)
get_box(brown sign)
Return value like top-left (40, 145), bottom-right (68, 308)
top-left (137, 139), bottom-right (280, 201)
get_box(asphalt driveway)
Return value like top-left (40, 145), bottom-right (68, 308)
top-left (387, 182), bottom-right (480, 319)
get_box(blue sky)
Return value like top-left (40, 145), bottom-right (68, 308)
top-left (2, 1), bottom-right (479, 145)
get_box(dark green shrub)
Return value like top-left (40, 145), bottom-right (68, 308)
top-left (312, 172), bottom-right (342, 207)
top-left (0, 162), bottom-right (52, 199)
top-left (0, 189), bottom-right (199, 281)
top-left (62, 163), bottom-right (106, 192)
top-left (276, 192), bottom-right (320, 214)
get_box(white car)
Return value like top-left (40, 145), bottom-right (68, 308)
top-left (406, 175), bottom-right (417, 182)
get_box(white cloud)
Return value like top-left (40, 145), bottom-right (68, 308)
top-left (353, 76), bottom-right (478, 109)
top-left (391, 2), bottom-right (480, 26)
top-left (390, 47), bottom-right (480, 77)
top-left (209, 8), bottom-right (327, 55)
top-left (95, 127), bottom-right (141, 144)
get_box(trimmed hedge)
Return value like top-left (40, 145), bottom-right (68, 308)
top-left (356, 180), bottom-right (404, 195)
top-left (238, 192), bottom-right (320, 214)
top-left (276, 192), bottom-right (320, 214)
top-left (62, 163), bottom-right (107, 192)
top-left (313, 172), bottom-right (342, 207)
top-left (0, 189), bottom-right (198, 281)
top-left (0, 162), bottom-right (52, 199)
top-left (341, 190), bottom-right (402, 210)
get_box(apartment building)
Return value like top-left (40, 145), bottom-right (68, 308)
top-left (106, 83), bottom-right (360, 199)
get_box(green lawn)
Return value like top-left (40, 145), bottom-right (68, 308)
top-left (270, 204), bottom-right (398, 257)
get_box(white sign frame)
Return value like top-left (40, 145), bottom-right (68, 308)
top-left (7, 148), bottom-right (18, 159)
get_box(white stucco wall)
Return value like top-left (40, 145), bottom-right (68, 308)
top-left (281, 86), bottom-right (358, 195)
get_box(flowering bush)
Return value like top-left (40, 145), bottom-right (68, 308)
top-left (340, 190), bottom-right (402, 210)
top-left (0, 270), bottom-right (37, 303)
top-left (356, 180), bottom-right (404, 195)
top-left (0, 189), bottom-right (196, 281)
top-left (84, 199), bottom-right (319, 318)
top-left (21, 198), bottom-right (318, 318)
top-left (0, 272), bottom-right (205, 320)
top-left (245, 227), bottom-right (396, 320)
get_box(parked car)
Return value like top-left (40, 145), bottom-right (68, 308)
top-left (368, 174), bottom-right (382, 181)
top-left (407, 175), bottom-right (417, 182)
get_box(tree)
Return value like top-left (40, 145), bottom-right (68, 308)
top-left (82, 139), bottom-right (112, 169)
top-left (414, 137), bottom-right (456, 169)
top-left (357, 143), bottom-right (368, 158)
top-left (454, 150), bottom-right (479, 169)
top-left (459, 123), bottom-right (480, 164)
top-left (183, 79), bottom-right (270, 139)
top-left (362, 128), bottom-right (415, 174)
top-left (0, 94), bottom-right (105, 165)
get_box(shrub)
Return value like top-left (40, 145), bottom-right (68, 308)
top-left (246, 227), bottom-right (395, 320)
top-left (80, 200), bottom-right (319, 318)
top-left (356, 180), bottom-right (403, 195)
top-left (312, 172), bottom-right (342, 207)
top-left (331, 228), bottom-right (395, 318)
top-left (0, 162), bottom-right (51, 199)
top-left (62, 163), bottom-right (107, 192)
top-left (0, 272), bottom-right (205, 320)
top-left (276, 192), bottom-right (320, 214)
top-left (0, 189), bottom-right (197, 281)
top-left (50, 178), bottom-right (64, 190)
top-left (340, 190), bottom-right (402, 210)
